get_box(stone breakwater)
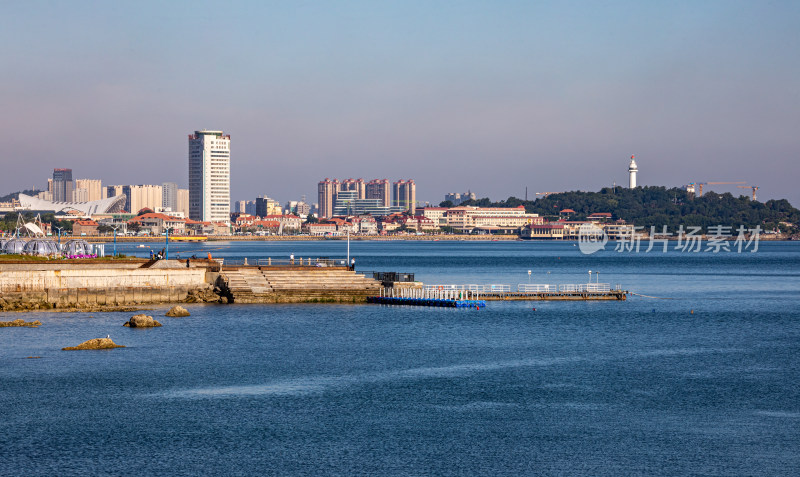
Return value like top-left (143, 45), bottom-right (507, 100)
top-left (0, 259), bottom-right (221, 312)
top-left (0, 259), bottom-right (384, 311)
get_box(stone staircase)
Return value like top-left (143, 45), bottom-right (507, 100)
top-left (220, 267), bottom-right (381, 303)
top-left (221, 268), bottom-right (273, 302)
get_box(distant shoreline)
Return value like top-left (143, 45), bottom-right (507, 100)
top-left (61, 234), bottom-right (795, 243)
top-left (77, 234), bottom-right (522, 243)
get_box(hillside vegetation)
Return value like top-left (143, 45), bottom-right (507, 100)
top-left (454, 187), bottom-right (799, 232)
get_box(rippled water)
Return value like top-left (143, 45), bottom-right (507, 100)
top-left (1, 241), bottom-right (799, 475)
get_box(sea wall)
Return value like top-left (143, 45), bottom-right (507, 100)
top-left (0, 262), bottom-right (216, 311)
top-left (0, 268), bottom-right (207, 293)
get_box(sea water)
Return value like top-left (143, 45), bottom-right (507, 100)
top-left (1, 241), bottom-right (799, 475)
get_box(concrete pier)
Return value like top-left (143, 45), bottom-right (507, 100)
top-left (218, 265), bottom-right (381, 303)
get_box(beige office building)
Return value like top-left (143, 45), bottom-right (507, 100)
top-left (177, 189), bottom-right (190, 217)
top-left (75, 179), bottom-right (104, 202)
top-left (123, 184), bottom-right (163, 214)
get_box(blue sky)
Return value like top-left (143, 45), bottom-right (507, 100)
top-left (2, 1), bottom-right (798, 205)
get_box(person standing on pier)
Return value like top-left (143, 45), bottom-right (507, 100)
top-left (290, 253), bottom-right (294, 265)
top-left (350, 258), bottom-right (355, 271)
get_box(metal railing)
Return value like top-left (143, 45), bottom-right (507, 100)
top-left (381, 286), bottom-right (481, 300)
top-left (219, 257), bottom-right (348, 267)
top-left (558, 283), bottom-right (611, 292)
top-left (424, 284), bottom-right (512, 293)
top-left (422, 283), bottom-right (614, 294)
top-left (367, 271), bottom-right (416, 283)
top-left (517, 284), bottom-right (557, 292)
top-left (255, 258), bottom-right (347, 267)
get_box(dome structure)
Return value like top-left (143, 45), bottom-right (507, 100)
top-left (63, 239), bottom-right (93, 256)
top-left (3, 238), bottom-right (28, 254)
top-left (23, 239), bottom-right (60, 256)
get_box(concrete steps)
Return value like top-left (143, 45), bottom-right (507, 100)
top-left (222, 269), bottom-right (274, 299)
top-left (221, 267), bottom-right (380, 302)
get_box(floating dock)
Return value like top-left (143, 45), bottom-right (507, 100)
top-left (479, 290), bottom-right (626, 301)
top-left (367, 296), bottom-right (485, 308)
top-left (377, 283), bottom-right (628, 304)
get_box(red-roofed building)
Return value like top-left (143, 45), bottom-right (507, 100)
top-left (261, 214), bottom-right (302, 231)
top-left (587, 212), bottom-right (613, 222)
top-left (184, 219), bottom-right (214, 235)
top-left (305, 223), bottom-right (337, 236)
top-left (73, 220), bottom-right (99, 236)
top-left (212, 222), bottom-right (231, 235)
top-left (128, 213), bottom-right (185, 235)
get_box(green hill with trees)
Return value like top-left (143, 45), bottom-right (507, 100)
top-left (449, 187), bottom-right (799, 232)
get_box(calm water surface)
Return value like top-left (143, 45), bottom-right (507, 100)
top-left (1, 241), bottom-right (799, 476)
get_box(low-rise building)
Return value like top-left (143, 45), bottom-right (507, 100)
top-left (305, 223), bottom-right (337, 236)
top-left (419, 207), bottom-right (448, 227)
top-left (185, 219), bottom-right (214, 235)
top-left (520, 223), bottom-right (565, 240)
top-left (262, 214), bottom-right (302, 231)
top-left (398, 215), bottom-right (438, 232)
top-left (128, 213), bottom-right (186, 235)
top-left (72, 220), bottom-right (99, 236)
top-left (587, 212), bottom-right (613, 222)
top-left (603, 220), bottom-right (635, 240)
top-left (353, 216), bottom-right (378, 235)
top-left (446, 205), bottom-right (543, 233)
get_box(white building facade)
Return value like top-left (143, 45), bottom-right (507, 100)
top-left (189, 130), bottom-right (231, 223)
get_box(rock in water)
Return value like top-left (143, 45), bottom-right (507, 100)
top-left (0, 319), bottom-right (42, 327)
top-left (165, 305), bottom-right (190, 317)
top-left (62, 338), bottom-right (124, 351)
top-left (123, 314), bottom-right (162, 328)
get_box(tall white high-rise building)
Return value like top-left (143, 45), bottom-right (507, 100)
top-left (189, 130), bottom-right (230, 223)
top-left (628, 155), bottom-right (638, 188)
top-left (162, 182), bottom-right (178, 211)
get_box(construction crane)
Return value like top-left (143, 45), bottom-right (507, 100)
top-left (696, 181), bottom-right (746, 197)
top-left (737, 185), bottom-right (759, 201)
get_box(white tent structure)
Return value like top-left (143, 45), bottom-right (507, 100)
top-left (17, 193), bottom-right (126, 215)
top-left (23, 222), bottom-right (45, 236)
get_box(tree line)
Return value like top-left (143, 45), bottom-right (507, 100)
top-left (444, 186), bottom-right (800, 232)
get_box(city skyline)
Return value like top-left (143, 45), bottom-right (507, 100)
top-left (1, 2), bottom-right (798, 205)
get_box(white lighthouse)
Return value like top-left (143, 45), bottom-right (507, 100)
top-left (628, 155), bottom-right (638, 188)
